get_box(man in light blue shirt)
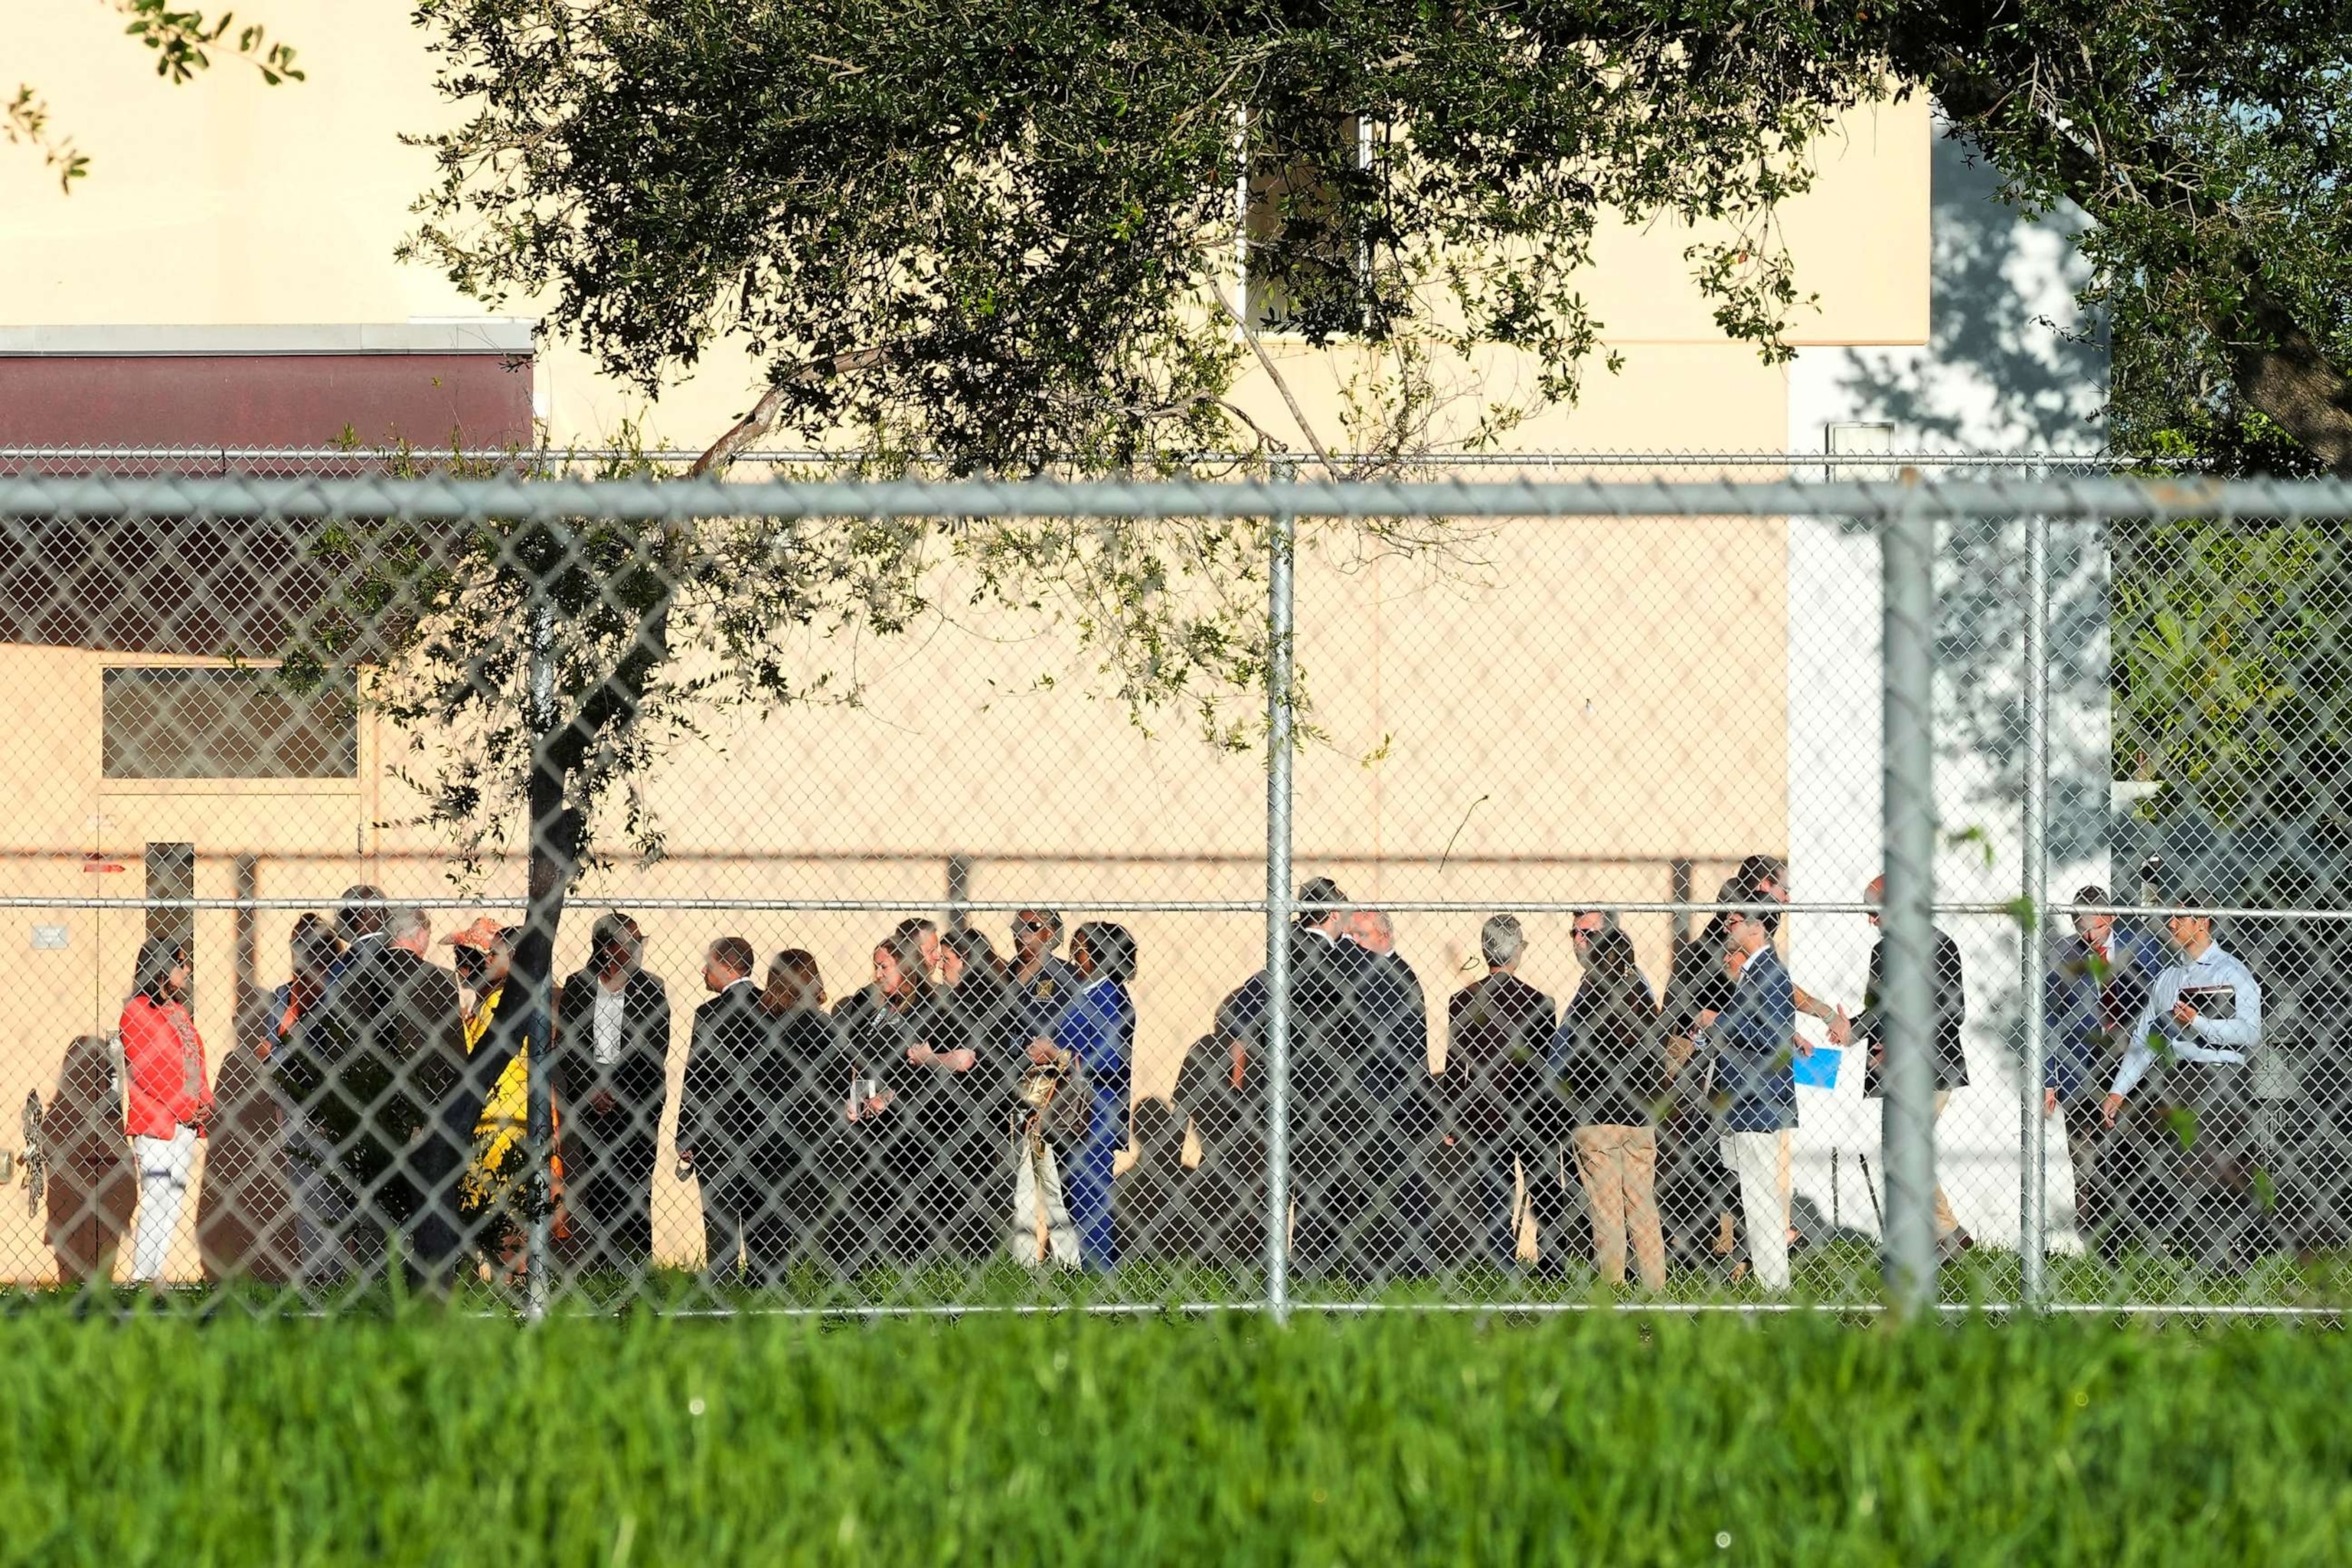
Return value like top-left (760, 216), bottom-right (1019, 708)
top-left (2100, 892), bottom-right (2265, 1270)
top-left (2102, 905), bottom-right (2263, 1117)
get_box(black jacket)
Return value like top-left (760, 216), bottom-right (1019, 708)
top-left (1217, 929), bottom-right (1440, 1171)
top-left (552, 966), bottom-right (671, 1152)
top-left (1554, 982), bottom-right (1662, 1129)
top-left (283, 942), bottom-right (468, 1192)
top-left (678, 980), bottom-right (769, 1162)
top-left (1445, 972), bottom-right (1557, 1145)
top-left (1217, 928), bottom-right (1364, 1141)
top-left (936, 972), bottom-right (1028, 1109)
top-left (1357, 949), bottom-right (1432, 1112)
top-left (752, 1005), bottom-right (855, 1202)
top-left (1859, 929), bottom-right (1970, 1095)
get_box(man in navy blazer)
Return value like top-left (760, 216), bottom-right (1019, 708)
top-left (2042, 884), bottom-right (2167, 1253)
top-left (1695, 904), bottom-right (1800, 1291)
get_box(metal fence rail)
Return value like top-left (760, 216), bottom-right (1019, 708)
top-left (0, 473), bottom-right (2321, 521)
top-left (0, 472), bottom-right (2337, 1319)
top-left (0, 446), bottom-right (2165, 478)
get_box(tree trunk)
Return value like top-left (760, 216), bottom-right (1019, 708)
top-left (2229, 285), bottom-right (2352, 475)
top-left (510, 577), bottom-right (579, 1315)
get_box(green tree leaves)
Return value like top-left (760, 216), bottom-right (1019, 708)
top-left (405, 0), bottom-right (1897, 471)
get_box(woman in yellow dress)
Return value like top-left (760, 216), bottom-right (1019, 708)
top-left (443, 919), bottom-right (555, 1280)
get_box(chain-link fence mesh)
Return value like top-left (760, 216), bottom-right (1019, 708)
top-left (0, 446), bottom-right (2159, 482)
top-left (0, 457), bottom-right (2335, 1318)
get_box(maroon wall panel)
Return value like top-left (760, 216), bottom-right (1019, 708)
top-left (0, 354), bottom-right (534, 448)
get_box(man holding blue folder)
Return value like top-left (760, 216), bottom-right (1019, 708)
top-left (1695, 904), bottom-right (1802, 1292)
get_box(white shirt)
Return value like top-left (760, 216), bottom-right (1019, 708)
top-left (592, 982), bottom-right (626, 1067)
top-left (2110, 941), bottom-right (2263, 1099)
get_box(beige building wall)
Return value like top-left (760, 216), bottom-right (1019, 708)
top-left (0, 9), bottom-right (1922, 1278)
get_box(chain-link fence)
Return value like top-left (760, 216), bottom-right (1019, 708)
top-left (0, 446), bottom-right (2157, 482)
top-left (0, 460), bottom-right (2334, 1318)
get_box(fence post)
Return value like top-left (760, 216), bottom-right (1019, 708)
top-left (523, 587), bottom-right (557, 1326)
top-left (2019, 511), bottom-right (2051, 1305)
top-left (1880, 488), bottom-right (1939, 1315)
top-left (1263, 469), bottom-right (1298, 1326)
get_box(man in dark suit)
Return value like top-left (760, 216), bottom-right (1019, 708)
top-left (1214, 877), bottom-right (1379, 1283)
top-left (282, 903), bottom-right (469, 1289)
top-left (1444, 913), bottom-right (1559, 1270)
top-left (1341, 908), bottom-right (1440, 1279)
top-left (2042, 884), bottom-right (2167, 1256)
top-left (1833, 874), bottom-right (1971, 1256)
top-left (553, 912), bottom-right (671, 1279)
top-left (676, 936), bottom-right (766, 1285)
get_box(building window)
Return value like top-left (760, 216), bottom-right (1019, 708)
top-left (1243, 113), bottom-right (1393, 337)
top-left (101, 667), bottom-right (358, 780)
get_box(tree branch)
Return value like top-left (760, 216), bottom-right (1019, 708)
top-left (4, 86), bottom-right (87, 191)
top-left (688, 346), bottom-right (889, 477)
top-left (1210, 283), bottom-right (1338, 475)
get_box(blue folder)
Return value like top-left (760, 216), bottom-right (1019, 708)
top-left (1791, 1046), bottom-right (1842, 1090)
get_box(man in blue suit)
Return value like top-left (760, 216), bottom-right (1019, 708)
top-left (2042, 884), bottom-right (2167, 1256)
top-left (1695, 903), bottom-right (1801, 1291)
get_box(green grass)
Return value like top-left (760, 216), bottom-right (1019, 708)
top-left (20, 1238), bottom-right (2346, 1319)
top-left (1, 1308), bottom-right (2347, 1564)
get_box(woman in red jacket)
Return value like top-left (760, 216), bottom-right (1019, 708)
top-left (121, 938), bottom-right (211, 1285)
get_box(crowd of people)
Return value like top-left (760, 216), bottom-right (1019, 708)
top-left (38, 851), bottom-right (2275, 1292)
top-left (49, 894), bottom-right (1140, 1290)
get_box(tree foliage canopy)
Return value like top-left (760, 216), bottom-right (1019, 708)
top-left (408, 0), bottom-right (1896, 470)
top-left (381, 1), bottom-right (2352, 1027)
top-left (1896, 2), bottom-right (2352, 472)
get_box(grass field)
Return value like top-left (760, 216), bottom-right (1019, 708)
top-left (25, 1232), bottom-right (2348, 1320)
top-left (2, 1305), bottom-right (2347, 1565)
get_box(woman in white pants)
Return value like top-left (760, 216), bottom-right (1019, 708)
top-left (120, 939), bottom-right (211, 1285)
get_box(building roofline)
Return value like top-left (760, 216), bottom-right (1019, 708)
top-left (0, 322), bottom-right (537, 357)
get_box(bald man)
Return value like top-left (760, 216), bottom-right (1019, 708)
top-left (1832, 874), bottom-right (1972, 1256)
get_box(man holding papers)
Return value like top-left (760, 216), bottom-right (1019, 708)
top-left (2102, 892), bottom-right (2265, 1271)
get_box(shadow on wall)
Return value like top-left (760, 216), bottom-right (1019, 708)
top-left (1832, 126), bottom-right (2115, 871)
top-left (1835, 126), bottom-right (2105, 451)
